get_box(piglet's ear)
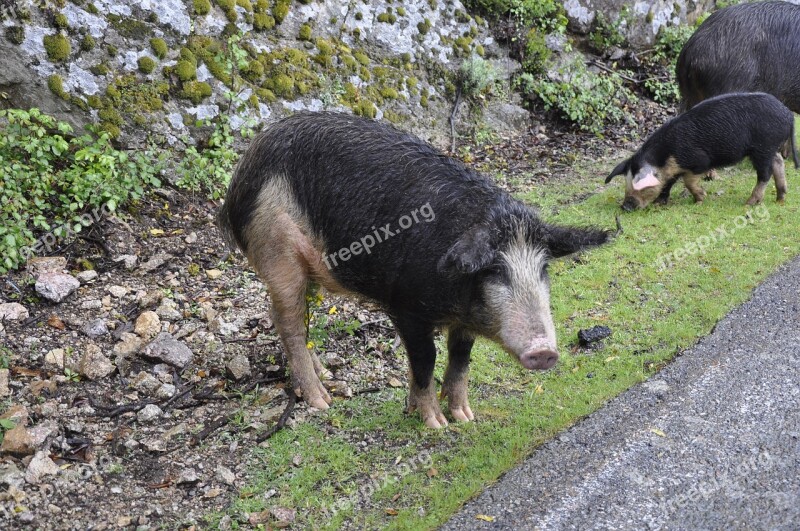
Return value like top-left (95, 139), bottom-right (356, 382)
top-left (438, 225), bottom-right (496, 275)
top-left (632, 172), bottom-right (660, 191)
top-left (605, 158), bottom-right (630, 183)
top-left (544, 224), bottom-right (611, 259)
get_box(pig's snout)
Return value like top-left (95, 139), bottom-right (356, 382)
top-left (621, 197), bottom-right (638, 211)
top-left (520, 348), bottom-right (559, 370)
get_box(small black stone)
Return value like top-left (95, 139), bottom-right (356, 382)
top-left (578, 325), bottom-right (612, 347)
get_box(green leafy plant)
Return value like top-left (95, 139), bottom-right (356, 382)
top-left (174, 118), bottom-right (240, 200)
top-left (64, 368), bottom-right (80, 382)
top-left (0, 418), bottom-right (16, 446)
top-left (458, 55), bottom-right (497, 98)
top-left (0, 109), bottom-right (162, 272)
top-left (642, 24), bottom-right (696, 104)
top-left (588, 12), bottom-right (626, 52)
top-left (518, 59), bottom-right (637, 135)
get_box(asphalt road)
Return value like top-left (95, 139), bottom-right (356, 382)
top-left (442, 256), bottom-right (800, 530)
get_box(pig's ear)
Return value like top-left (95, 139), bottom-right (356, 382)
top-left (543, 224), bottom-right (611, 258)
top-left (632, 171), bottom-right (660, 191)
top-left (438, 226), bottom-right (496, 275)
top-left (605, 159), bottom-right (630, 183)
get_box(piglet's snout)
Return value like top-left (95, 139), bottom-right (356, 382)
top-left (518, 338), bottom-right (558, 370)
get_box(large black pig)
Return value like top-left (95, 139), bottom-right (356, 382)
top-left (218, 112), bottom-right (610, 428)
top-left (606, 93), bottom-right (797, 210)
top-left (677, 1), bottom-right (800, 114)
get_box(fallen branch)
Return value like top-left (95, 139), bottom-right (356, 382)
top-left (449, 85), bottom-right (463, 154)
top-left (190, 414), bottom-right (232, 446)
top-left (256, 393), bottom-right (297, 443)
top-left (588, 60), bottom-right (640, 84)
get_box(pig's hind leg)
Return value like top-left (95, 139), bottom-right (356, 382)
top-left (772, 153), bottom-right (787, 204)
top-left (746, 154), bottom-right (778, 205)
top-left (441, 328), bottom-right (475, 422)
top-left (395, 319), bottom-right (449, 428)
top-left (249, 218), bottom-right (332, 410)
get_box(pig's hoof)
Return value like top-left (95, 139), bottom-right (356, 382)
top-left (297, 381), bottom-right (332, 410)
top-left (422, 410), bottom-right (449, 429)
top-left (407, 401), bottom-right (448, 428)
top-left (450, 404), bottom-right (475, 422)
top-left (745, 197), bottom-right (762, 206)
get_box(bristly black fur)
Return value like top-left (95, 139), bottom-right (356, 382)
top-left (677, 1), bottom-right (800, 119)
top-left (610, 93), bottom-right (795, 184)
top-left (218, 112), bottom-right (611, 324)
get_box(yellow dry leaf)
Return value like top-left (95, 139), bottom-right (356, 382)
top-left (534, 384), bottom-right (544, 394)
top-left (605, 356), bottom-right (619, 362)
top-left (476, 514), bottom-right (495, 522)
top-left (649, 427), bottom-right (667, 437)
top-left (149, 228), bottom-right (164, 236)
top-left (385, 508), bottom-right (398, 516)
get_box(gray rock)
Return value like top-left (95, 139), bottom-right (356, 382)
top-left (28, 421), bottom-right (59, 449)
top-left (209, 317), bottom-right (239, 336)
top-left (177, 468), bottom-right (199, 484)
top-left (113, 254), bottom-right (138, 269)
top-left (81, 319), bottom-right (109, 339)
top-left (142, 333), bottom-right (193, 368)
top-left (0, 461), bottom-right (24, 489)
top-left (107, 285), bottom-right (129, 298)
top-left (137, 404), bottom-right (163, 423)
top-left (0, 368), bottom-right (8, 397)
top-left (78, 344), bottom-right (115, 380)
top-left (215, 465), bottom-right (235, 486)
top-left (226, 354), bottom-right (251, 381)
top-left (155, 383), bottom-right (176, 399)
top-left (80, 299), bottom-right (103, 310)
top-left (44, 349), bottom-right (65, 369)
top-left (156, 299), bottom-right (183, 321)
top-left (25, 450), bottom-right (60, 484)
top-left (139, 253), bottom-right (172, 272)
top-left (132, 371), bottom-right (160, 394)
top-left (35, 273), bottom-right (80, 303)
top-left (483, 101), bottom-right (531, 135)
top-left (113, 332), bottom-right (144, 357)
top-left (0, 303), bottom-right (29, 321)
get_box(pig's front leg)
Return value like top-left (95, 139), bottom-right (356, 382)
top-left (395, 318), bottom-right (448, 428)
top-left (682, 173), bottom-right (707, 203)
top-left (441, 328), bottom-right (475, 422)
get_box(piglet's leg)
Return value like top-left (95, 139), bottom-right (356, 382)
top-left (772, 153), bottom-right (787, 204)
top-left (441, 328), bottom-right (475, 422)
top-left (395, 318), bottom-right (448, 429)
top-left (682, 173), bottom-right (707, 203)
top-left (747, 155), bottom-right (774, 206)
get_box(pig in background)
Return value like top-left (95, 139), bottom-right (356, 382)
top-left (676, 1), bottom-right (800, 164)
top-left (677, 1), bottom-right (800, 115)
top-left (217, 112), bottom-right (611, 428)
top-left (605, 93), bottom-right (798, 210)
